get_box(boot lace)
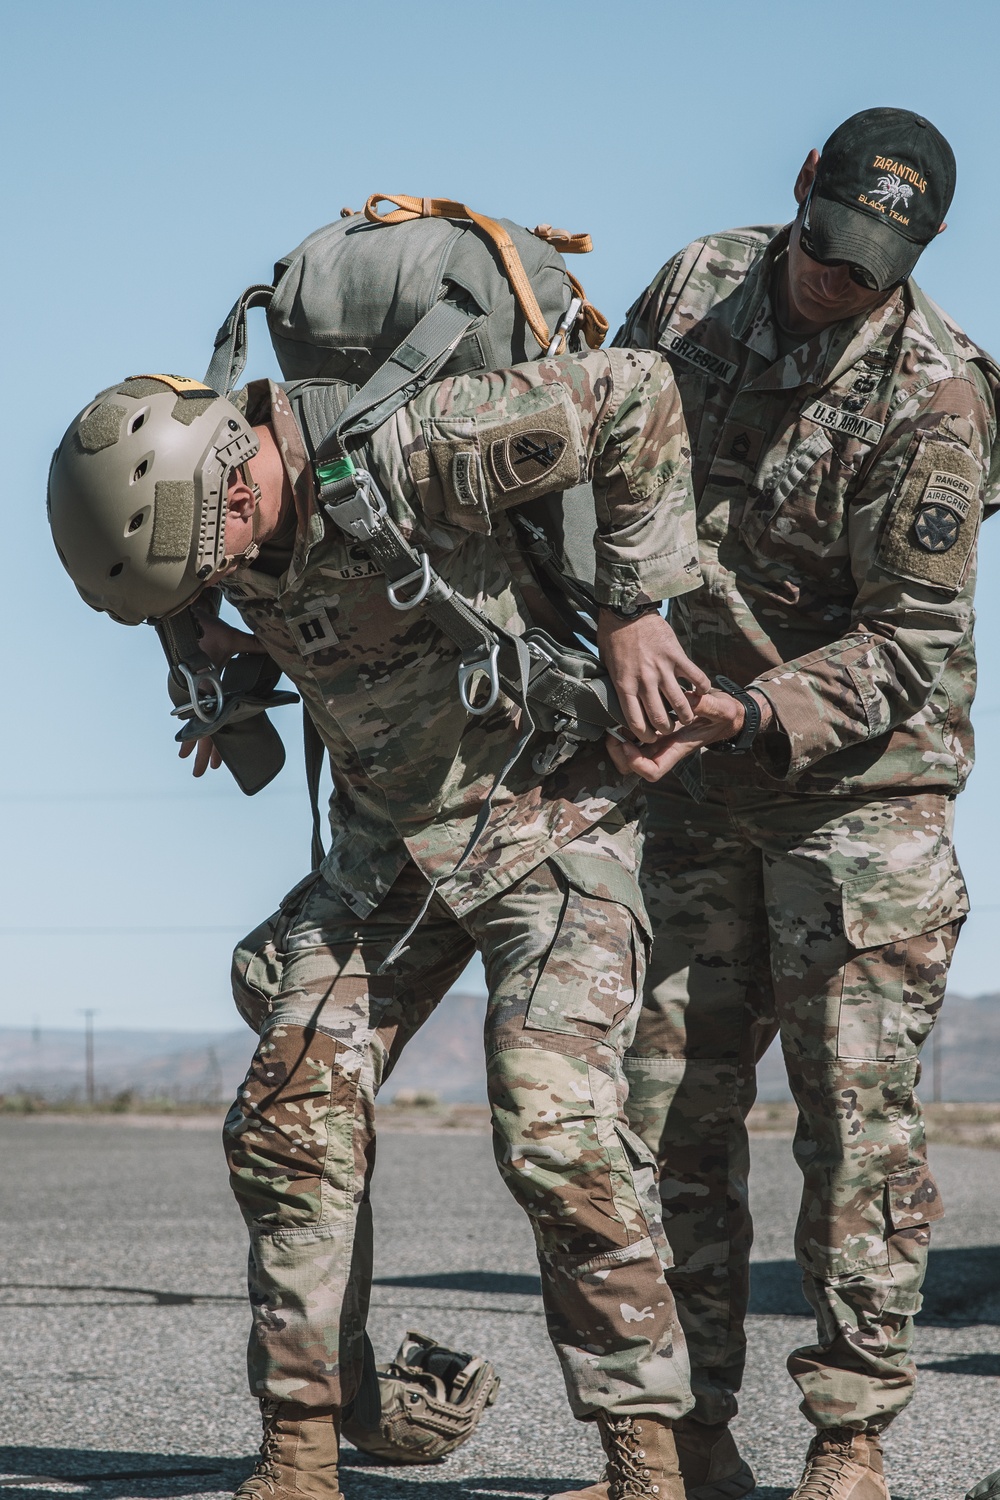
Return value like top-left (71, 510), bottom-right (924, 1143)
top-left (235, 1400), bottom-right (282, 1497)
top-left (604, 1417), bottom-right (657, 1499)
top-left (794, 1428), bottom-right (867, 1500)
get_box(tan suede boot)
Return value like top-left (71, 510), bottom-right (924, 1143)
top-left (790, 1428), bottom-right (889, 1500)
top-left (595, 1413), bottom-right (684, 1500)
top-left (234, 1400), bottom-right (343, 1500)
top-left (548, 1415), bottom-right (754, 1500)
top-left (674, 1416), bottom-right (756, 1500)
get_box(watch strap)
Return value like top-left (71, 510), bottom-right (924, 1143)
top-left (712, 675), bottom-right (761, 754)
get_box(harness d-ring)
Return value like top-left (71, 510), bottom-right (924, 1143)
top-left (457, 642), bottom-right (501, 715)
top-left (386, 552), bottom-right (433, 610)
top-left (169, 661), bottom-right (225, 726)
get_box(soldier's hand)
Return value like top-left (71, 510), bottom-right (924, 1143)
top-left (606, 688), bottom-right (770, 781)
top-left (597, 609), bottom-right (710, 739)
top-left (178, 735), bottom-right (223, 777)
top-left (193, 605), bottom-right (265, 669)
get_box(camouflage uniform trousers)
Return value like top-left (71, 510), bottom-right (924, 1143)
top-left (224, 844), bottom-right (692, 1421)
top-left (625, 777), bottom-right (968, 1433)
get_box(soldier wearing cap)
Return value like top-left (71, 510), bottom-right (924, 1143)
top-left (555, 109), bottom-right (1000, 1500)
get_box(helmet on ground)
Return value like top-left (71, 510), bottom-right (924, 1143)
top-left (47, 373), bottom-right (259, 624)
top-left (342, 1330), bottom-right (500, 1464)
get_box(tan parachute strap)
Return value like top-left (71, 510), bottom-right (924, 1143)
top-left (532, 224), bottom-right (593, 254)
top-left (364, 194), bottom-right (553, 352)
top-left (531, 228), bottom-right (608, 349)
top-left (565, 270), bottom-right (609, 349)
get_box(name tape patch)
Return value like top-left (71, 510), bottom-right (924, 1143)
top-left (659, 331), bottom-right (738, 385)
top-left (803, 399), bottom-right (885, 445)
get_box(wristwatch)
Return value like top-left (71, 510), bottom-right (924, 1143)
top-left (602, 598), bottom-right (664, 620)
top-left (711, 675), bottom-right (763, 754)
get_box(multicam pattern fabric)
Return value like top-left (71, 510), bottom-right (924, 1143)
top-left (218, 349), bottom-right (700, 1419)
top-left (616, 225), bottom-right (996, 1433)
top-left (221, 350), bottom-right (697, 920)
top-left (614, 223), bottom-right (1000, 795)
top-left (630, 781), bottom-right (965, 1430)
top-left (225, 845), bottom-right (692, 1420)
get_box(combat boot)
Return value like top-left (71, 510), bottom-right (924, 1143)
top-left (548, 1415), bottom-right (754, 1500)
top-left (790, 1427), bottom-right (889, 1500)
top-left (593, 1412), bottom-right (684, 1499)
top-left (234, 1399), bottom-right (343, 1500)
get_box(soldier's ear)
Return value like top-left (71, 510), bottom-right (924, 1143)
top-left (938, 222), bottom-right (948, 235)
top-left (793, 149), bottom-right (820, 208)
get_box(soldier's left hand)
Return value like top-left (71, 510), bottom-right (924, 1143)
top-left (606, 687), bottom-right (769, 780)
top-left (597, 610), bottom-right (710, 740)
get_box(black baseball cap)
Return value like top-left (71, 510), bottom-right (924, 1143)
top-left (806, 107), bottom-right (956, 292)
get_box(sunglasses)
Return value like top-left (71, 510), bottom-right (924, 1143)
top-left (798, 189), bottom-right (881, 291)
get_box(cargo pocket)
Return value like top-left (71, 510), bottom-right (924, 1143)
top-left (883, 1161), bottom-right (944, 1311)
top-left (525, 854), bottom-right (651, 1040)
top-left (837, 854), bottom-right (969, 1062)
top-left (886, 1161), bottom-right (945, 1237)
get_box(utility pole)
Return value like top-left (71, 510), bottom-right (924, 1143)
top-left (79, 1009), bottom-right (96, 1106)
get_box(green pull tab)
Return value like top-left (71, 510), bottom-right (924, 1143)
top-left (315, 455), bottom-right (356, 487)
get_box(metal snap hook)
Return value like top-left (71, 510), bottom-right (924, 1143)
top-left (457, 642), bottom-right (501, 715)
top-left (169, 662), bottom-right (225, 726)
top-left (386, 552), bottom-right (433, 610)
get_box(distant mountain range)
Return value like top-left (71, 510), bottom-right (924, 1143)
top-left (1, 988), bottom-right (998, 1104)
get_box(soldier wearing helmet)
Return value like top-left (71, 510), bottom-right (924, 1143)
top-left (49, 350), bottom-right (744, 1500)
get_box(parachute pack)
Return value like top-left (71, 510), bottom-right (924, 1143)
top-left (160, 194), bottom-right (620, 801)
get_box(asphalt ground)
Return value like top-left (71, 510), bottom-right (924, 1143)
top-left (0, 1117), bottom-right (998, 1500)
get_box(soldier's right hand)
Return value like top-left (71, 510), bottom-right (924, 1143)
top-left (178, 736), bottom-right (223, 777)
top-left (193, 606), bottom-right (266, 669)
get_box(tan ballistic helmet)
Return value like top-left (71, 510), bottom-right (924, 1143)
top-left (342, 1330), bottom-right (500, 1464)
top-left (47, 374), bottom-right (259, 624)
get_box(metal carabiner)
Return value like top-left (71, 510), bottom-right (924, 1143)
top-left (386, 552), bottom-right (433, 611)
top-left (169, 662), bottom-right (225, 726)
top-left (457, 642), bottom-right (501, 716)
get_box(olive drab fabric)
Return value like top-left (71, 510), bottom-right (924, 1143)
top-left (221, 351), bottom-right (698, 920)
top-left (266, 201), bottom-right (603, 389)
top-left (616, 224), bottom-right (997, 1433)
top-left (221, 348), bottom-right (700, 1421)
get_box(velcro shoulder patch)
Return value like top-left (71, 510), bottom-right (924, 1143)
top-left (878, 437), bottom-right (983, 591)
top-left (427, 394), bottom-right (582, 532)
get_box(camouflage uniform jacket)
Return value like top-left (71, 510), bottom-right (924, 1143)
top-left (616, 224), bottom-right (1000, 794)
top-left (220, 350), bottom-right (699, 917)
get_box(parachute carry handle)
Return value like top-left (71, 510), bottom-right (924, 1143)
top-left (363, 194), bottom-right (606, 353)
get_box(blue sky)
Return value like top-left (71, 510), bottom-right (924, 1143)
top-left (4, 0), bottom-right (1000, 1031)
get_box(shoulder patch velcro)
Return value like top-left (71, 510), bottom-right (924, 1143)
top-left (430, 397), bottom-right (581, 530)
top-left (879, 437), bottom-right (982, 590)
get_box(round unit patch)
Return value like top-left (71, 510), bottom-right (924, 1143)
top-left (489, 429), bottom-right (568, 491)
top-left (913, 502), bottom-right (961, 553)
